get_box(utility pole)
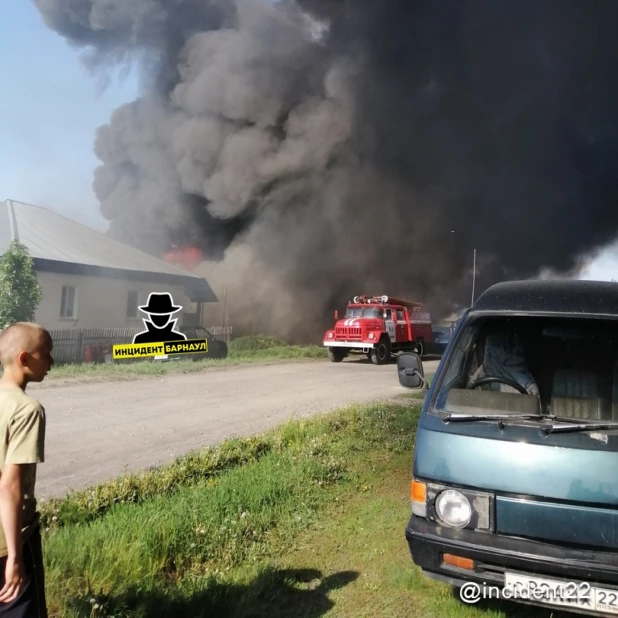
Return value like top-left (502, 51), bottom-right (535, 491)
top-left (222, 287), bottom-right (227, 329)
top-left (471, 249), bottom-right (477, 306)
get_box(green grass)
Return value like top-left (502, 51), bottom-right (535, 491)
top-left (39, 339), bottom-right (328, 385)
top-left (228, 336), bottom-right (289, 353)
top-left (41, 400), bottom-right (568, 618)
top-left (42, 401), bottom-right (412, 616)
top-left (38, 436), bottom-right (274, 530)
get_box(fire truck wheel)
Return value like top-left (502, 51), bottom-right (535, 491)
top-left (328, 348), bottom-right (345, 363)
top-left (371, 338), bottom-right (391, 365)
top-left (415, 341), bottom-right (424, 358)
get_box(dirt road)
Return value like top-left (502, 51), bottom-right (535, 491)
top-left (29, 358), bottom-right (439, 498)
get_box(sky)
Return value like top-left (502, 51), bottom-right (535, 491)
top-left (1, 0), bottom-right (617, 282)
top-left (0, 0), bottom-right (139, 232)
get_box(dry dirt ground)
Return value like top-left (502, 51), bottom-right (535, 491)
top-left (29, 358), bottom-right (440, 499)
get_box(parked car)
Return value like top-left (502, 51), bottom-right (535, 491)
top-left (424, 326), bottom-right (454, 357)
top-left (153, 326), bottom-right (228, 361)
top-left (398, 279), bottom-right (618, 615)
top-left (181, 326), bottom-right (228, 360)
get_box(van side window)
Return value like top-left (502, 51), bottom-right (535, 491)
top-left (433, 326), bottom-right (478, 410)
top-left (397, 309), bottom-right (404, 321)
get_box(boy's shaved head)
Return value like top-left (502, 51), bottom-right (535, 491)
top-left (0, 322), bottom-right (52, 367)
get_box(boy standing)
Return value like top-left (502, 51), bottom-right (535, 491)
top-left (0, 322), bottom-right (53, 617)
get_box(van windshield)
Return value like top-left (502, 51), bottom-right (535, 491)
top-left (432, 315), bottom-right (618, 424)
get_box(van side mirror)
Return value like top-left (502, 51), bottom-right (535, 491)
top-left (397, 352), bottom-right (426, 389)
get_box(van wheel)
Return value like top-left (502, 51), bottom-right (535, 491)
top-left (371, 338), bottom-right (391, 365)
top-left (328, 348), bottom-right (345, 363)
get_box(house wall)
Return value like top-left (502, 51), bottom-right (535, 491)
top-left (34, 271), bottom-right (191, 331)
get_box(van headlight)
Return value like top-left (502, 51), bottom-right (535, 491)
top-left (435, 490), bottom-right (472, 528)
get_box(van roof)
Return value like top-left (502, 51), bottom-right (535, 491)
top-left (471, 280), bottom-right (618, 318)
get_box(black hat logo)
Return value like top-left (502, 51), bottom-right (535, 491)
top-left (133, 292), bottom-right (188, 344)
top-left (138, 293), bottom-right (183, 315)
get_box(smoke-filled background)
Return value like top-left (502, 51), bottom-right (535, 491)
top-left (33, 0), bottom-right (618, 340)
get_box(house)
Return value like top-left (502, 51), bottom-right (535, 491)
top-left (0, 199), bottom-right (218, 331)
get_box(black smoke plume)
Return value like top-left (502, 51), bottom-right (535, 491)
top-left (33, 0), bottom-right (618, 340)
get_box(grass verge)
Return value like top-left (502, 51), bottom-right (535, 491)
top-left (42, 401), bottom-right (413, 616)
top-left (41, 399), bottom-right (564, 618)
top-left (37, 343), bottom-right (328, 385)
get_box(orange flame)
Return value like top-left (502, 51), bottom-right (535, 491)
top-left (163, 246), bottom-right (202, 271)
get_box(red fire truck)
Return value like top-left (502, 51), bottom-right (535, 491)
top-left (323, 295), bottom-right (434, 365)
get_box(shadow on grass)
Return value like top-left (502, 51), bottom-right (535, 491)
top-left (449, 586), bottom-right (590, 617)
top-left (68, 568), bottom-right (360, 618)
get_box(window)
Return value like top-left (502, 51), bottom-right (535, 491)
top-left (127, 290), bottom-right (139, 318)
top-left (345, 307), bottom-right (363, 318)
top-left (432, 315), bottom-right (618, 418)
top-left (60, 285), bottom-right (77, 318)
top-left (345, 307), bottom-right (385, 318)
top-left (397, 309), bottom-right (405, 321)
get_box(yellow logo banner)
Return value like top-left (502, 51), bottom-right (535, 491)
top-left (112, 338), bottom-right (209, 359)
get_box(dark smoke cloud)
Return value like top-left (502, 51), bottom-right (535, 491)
top-left (34, 0), bottom-right (618, 340)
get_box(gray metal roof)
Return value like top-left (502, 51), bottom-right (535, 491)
top-left (0, 201), bottom-right (11, 251)
top-left (0, 199), bottom-right (217, 301)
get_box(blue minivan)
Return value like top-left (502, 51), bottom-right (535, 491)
top-left (398, 280), bottom-right (618, 616)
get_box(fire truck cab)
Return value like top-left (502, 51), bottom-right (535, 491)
top-left (323, 295), bottom-right (434, 365)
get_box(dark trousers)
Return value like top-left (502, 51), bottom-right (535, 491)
top-left (0, 527), bottom-right (47, 618)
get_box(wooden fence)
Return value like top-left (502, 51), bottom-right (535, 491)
top-left (48, 326), bottom-right (233, 364)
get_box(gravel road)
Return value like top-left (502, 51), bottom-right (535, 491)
top-left (29, 358), bottom-right (439, 498)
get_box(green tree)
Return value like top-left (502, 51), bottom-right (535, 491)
top-left (0, 240), bottom-right (42, 331)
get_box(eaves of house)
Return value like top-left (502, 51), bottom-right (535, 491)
top-left (0, 199), bottom-right (217, 302)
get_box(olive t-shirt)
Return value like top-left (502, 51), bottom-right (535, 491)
top-left (0, 387), bottom-right (46, 557)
